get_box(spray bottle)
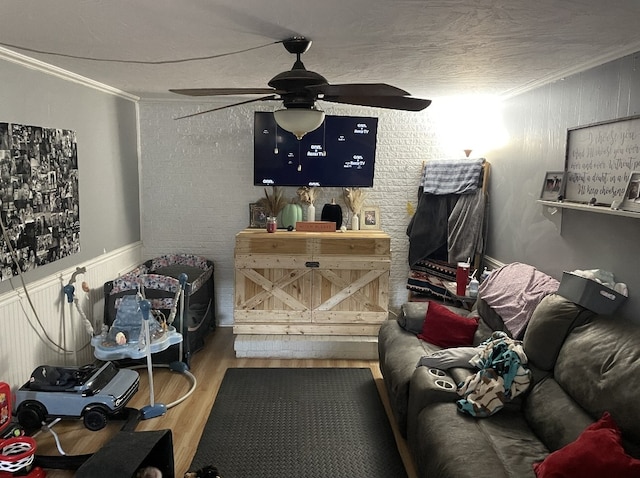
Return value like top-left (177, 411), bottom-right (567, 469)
top-left (468, 269), bottom-right (479, 298)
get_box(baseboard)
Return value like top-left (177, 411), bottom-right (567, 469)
top-left (234, 334), bottom-right (378, 360)
top-left (483, 255), bottom-right (505, 270)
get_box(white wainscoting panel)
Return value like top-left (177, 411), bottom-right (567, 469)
top-left (0, 242), bottom-right (142, 390)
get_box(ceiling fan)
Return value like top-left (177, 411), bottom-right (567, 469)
top-left (170, 37), bottom-right (431, 139)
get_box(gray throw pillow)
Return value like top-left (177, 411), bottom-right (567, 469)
top-left (417, 346), bottom-right (479, 369)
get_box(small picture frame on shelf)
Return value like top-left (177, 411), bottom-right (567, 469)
top-left (540, 171), bottom-right (565, 201)
top-left (620, 171), bottom-right (640, 213)
top-left (249, 202), bottom-right (267, 228)
top-left (360, 206), bottom-right (381, 230)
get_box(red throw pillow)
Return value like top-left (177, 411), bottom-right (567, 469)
top-left (533, 412), bottom-right (640, 478)
top-left (417, 301), bottom-right (479, 348)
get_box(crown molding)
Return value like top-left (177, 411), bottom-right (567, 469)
top-left (0, 46), bottom-right (139, 102)
top-left (501, 44), bottom-right (640, 99)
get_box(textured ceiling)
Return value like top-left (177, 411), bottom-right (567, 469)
top-left (1, 0), bottom-right (640, 103)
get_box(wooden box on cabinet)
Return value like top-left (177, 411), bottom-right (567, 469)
top-left (233, 229), bottom-right (391, 336)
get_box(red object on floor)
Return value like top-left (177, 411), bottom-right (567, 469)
top-left (0, 385), bottom-right (44, 477)
top-left (0, 437), bottom-right (41, 477)
top-left (0, 467), bottom-right (46, 477)
top-left (0, 383), bottom-right (11, 437)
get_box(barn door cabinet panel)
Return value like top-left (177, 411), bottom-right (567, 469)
top-left (233, 229), bottom-right (391, 336)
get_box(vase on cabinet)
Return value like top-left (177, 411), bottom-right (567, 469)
top-left (307, 204), bottom-right (315, 221)
top-left (352, 213), bottom-right (360, 231)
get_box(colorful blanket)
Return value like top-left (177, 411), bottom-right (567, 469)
top-left (456, 331), bottom-right (531, 417)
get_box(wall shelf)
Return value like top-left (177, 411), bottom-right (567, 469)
top-left (537, 200), bottom-right (640, 219)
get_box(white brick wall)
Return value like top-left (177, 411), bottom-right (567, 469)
top-left (138, 101), bottom-right (451, 326)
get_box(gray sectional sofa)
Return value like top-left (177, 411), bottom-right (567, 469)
top-left (378, 295), bottom-right (640, 478)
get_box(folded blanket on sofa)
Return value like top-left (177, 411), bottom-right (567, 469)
top-left (478, 262), bottom-right (559, 338)
top-left (456, 331), bottom-right (531, 417)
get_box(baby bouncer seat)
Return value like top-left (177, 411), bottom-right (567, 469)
top-left (102, 254), bottom-right (215, 366)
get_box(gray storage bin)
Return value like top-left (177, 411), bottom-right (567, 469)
top-left (557, 272), bottom-right (626, 315)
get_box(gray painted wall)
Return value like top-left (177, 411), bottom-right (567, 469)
top-left (485, 51), bottom-right (640, 321)
top-left (0, 58), bottom-right (140, 295)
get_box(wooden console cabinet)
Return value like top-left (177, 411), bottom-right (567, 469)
top-left (233, 229), bottom-right (391, 336)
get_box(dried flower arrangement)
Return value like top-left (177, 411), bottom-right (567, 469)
top-left (296, 186), bottom-right (320, 206)
top-left (343, 187), bottom-right (367, 215)
top-left (258, 186), bottom-right (288, 217)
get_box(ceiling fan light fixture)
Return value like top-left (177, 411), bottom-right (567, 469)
top-left (273, 107), bottom-right (325, 140)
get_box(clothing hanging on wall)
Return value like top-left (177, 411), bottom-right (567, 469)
top-left (407, 158), bottom-right (486, 267)
top-left (448, 189), bottom-right (485, 264)
top-left (407, 193), bottom-right (458, 266)
top-left (420, 158), bottom-right (485, 195)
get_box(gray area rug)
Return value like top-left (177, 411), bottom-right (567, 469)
top-left (189, 367), bottom-right (408, 478)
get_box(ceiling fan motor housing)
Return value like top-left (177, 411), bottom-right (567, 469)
top-left (269, 67), bottom-right (327, 109)
top-left (282, 37), bottom-right (312, 55)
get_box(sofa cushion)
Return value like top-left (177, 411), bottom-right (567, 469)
top-left (469, 310), bottom-right (496, 344)
top-left (533, 412), bottom-right (640, 478)
top-left (554, 317), bottom-right (640, 447)
top-left (524, 377), bottom-right (594, 451)
top-left (475, 298), bottom-right (509, 335)
top-left (418, 301), bottom-right (479, 348)
top-left (523, 294), bottom-right (592, 372)
top-left (378, 319), bottom-right (438, 437)
top-left (410, 401), bottom-right (548, 478)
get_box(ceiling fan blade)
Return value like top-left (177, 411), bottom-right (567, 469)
top-left (211, 5), bottom-right (299, 42)
top-left (311, 83), bottom-right (410, 97)
top-left (174, 95), bottom-right (278, 119)
top-left (170, 88), bottom-right (276, 96)
top-left (322, 95), bottom-right (431, 111)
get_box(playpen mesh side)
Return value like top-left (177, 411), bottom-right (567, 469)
top-left (146, 255), bottom-right (213, 294)
top-left (103, 254), bottom-right (215, 364)
top-left (149, 254), bottom-right (210, 272)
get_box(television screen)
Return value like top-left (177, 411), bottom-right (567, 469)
top-left (254, 112), bottom-right (378, 187)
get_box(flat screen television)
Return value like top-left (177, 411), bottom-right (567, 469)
top-left (254, 112), bottom-right (378, 187)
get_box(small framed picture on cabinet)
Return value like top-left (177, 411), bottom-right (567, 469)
top-left (360, 206), bottom-right (381, 230)
top-left (249, 203), bottom-right (267, 228)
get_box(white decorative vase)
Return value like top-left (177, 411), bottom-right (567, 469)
top-left (351, 213), bottom-right (360, 231)
top-left (307, 204), bottom-right (315, 221)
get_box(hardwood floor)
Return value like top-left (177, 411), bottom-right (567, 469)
top-left (35, 327), bottom-right (417, 477)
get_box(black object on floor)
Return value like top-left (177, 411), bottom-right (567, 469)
top-left (189, 367), bottom-right (408, 478)
top-left (76, 429), bottom-right (174, 477)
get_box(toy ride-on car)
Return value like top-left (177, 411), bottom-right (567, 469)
top-left (14, 361), bottom-right (139, 432)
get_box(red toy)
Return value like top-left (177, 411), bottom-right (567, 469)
top-left (0, 382), bottom-right (45, 478)
top-left (0, 384), bottom-right (21, 442)
top-left (0, 383), bottom-right (11, 437)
